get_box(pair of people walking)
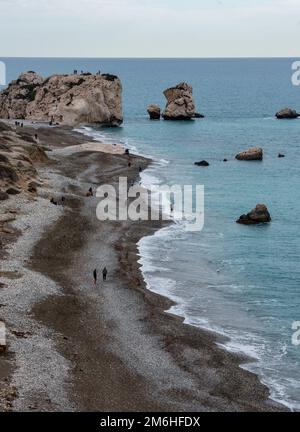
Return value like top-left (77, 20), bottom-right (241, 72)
top-left (93, 267), bottom-right (108, 285)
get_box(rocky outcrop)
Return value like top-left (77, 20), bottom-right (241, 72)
top-left (163, 82), bottom-right (196, 120)
top-left (0, 191), bottom-right (9, 200)
top-left (236, 204), bottom-right (271, 225)
top-left (0, 71), bottom-right (123, 127)
top-left (276, 108), bottom-right (299, 119)
top-left (235, 147), bottom-right (263, 161)
top-left (147, 104), bottom-right (161, 120)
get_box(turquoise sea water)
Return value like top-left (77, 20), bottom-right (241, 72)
top-left (1, 58), bottom-right (300, 409)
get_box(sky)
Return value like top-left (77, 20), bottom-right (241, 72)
top-left (0, 0), bottom-right (299, 57)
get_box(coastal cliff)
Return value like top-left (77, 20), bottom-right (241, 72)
top-left (0, 121), bottom-right (47, 198)
top-left (0, 72), bottom-right (123, 127)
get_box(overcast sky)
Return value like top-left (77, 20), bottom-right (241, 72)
top-left (0, 0), bottom-right (299, 57)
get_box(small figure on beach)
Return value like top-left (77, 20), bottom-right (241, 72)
top-left (86, 187), bottom-right (93, 197)
top-left (50, 197), bottom-right (58, 205)
top-left (102, 267), bottom-right (108, 281)
top-left (20, 123), bottom-right (23, 127)
top-left (128, 162), bottom-right (131, 168)
top-left (61, 196), bottom-right (65, 204)
top-left (125, 149), bottom-right (130, 155)
top-left (139, 166), bottom-right (142, 173)
top-left (93, 269), bottom-right (97, 285)
top-left (34, 133), bottom-right (38, 140)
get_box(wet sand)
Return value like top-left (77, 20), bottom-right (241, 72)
top-left (0, 125), bottom-right (287, 411)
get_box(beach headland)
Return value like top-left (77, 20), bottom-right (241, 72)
top-left (0, 124), bottom-right (287, 411)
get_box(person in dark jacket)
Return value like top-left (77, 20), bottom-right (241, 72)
top-left (93, 269), bottom-right (97, 285)
top-left (102, 267), bottom-right (108, 281)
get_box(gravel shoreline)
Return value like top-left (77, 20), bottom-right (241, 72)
top-left (0, 125), bottom-right (287, 412)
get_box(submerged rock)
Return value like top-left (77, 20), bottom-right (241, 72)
top-left (163, 82), bottom-right (196, 120)
top-left (235, 147), bottom-right (263, 161)
top-left (236, 204), bottom-right (271, 225)
top-left (276, 108), bottom-right (300, 119)
top-left (0, 71), bottom-right (123, 127)
top-left (147, 104), bottom-right (161, 120)
top-left (194, 160), bottom-right (209, 167)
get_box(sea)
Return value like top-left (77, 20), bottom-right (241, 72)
top-left (1, 57), bottom-right (300, 410)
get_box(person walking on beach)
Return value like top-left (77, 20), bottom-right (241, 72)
top-left (86, 187), bottom-right (93, 197)
top-left (102, 267), bottom-right (108, 281)
top-left (93, 269), bottom-right (97, 286)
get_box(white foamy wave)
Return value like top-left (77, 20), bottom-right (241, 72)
top-left (74, 126), bottom-right (139, 153)
top-left (138, 224), bottom-right (299, 411)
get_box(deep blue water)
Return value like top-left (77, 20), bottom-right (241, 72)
top-left (1, 58), bottom-right (300, 409)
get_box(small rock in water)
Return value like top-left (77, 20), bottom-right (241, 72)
top-left (147, 104), bottom-right (161, 120)
top-left (276, 108), bottom-right (300, 119)
top-left (236, 204), bottom-right (271, 225)
top-left (235, 147), bottom-right (263, 161)
top-left (193, 112), bottom-right (205, 118)
top-left (194, 160), bottom-right (209, 167)
top-left (223, 158), bottom-right (228, 162)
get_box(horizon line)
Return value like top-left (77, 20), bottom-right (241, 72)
top-left (1, 56), bottom-right (299, 60)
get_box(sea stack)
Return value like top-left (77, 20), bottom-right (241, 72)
top-left (0, 71), bottom-right (123, 127)
top-left (163, 82), bottom-right (196, 120)
top-left (236, 204), bottom-right (271, 225)
top-left (235, 147), bottom-right (263, 161)
top-left (275, 108), bottom-right (300, 119)
top-left (147, 104), bottom-right (161, 120)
